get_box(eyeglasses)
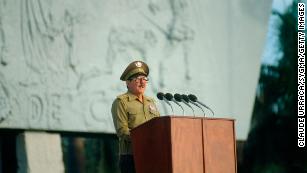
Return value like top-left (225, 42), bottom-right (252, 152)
top-left (131, 76), bottom-right (149, 82)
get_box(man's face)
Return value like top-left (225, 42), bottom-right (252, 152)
top-left (126, 75), bottom-right (148, 96)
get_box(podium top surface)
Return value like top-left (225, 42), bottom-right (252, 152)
top-left (163, 115), bottom-right (235, 121)
top-left (131, 115), bottom-right (235, 132)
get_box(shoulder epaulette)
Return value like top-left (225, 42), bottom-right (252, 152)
top-left (117, 93), bottom-right (128, 101)
top-left (145, 95), bottom-right (155, 102)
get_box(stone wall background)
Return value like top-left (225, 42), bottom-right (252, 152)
top-left (0, 0), bottom-right (272, 139)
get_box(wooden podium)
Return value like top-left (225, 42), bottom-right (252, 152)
top-left (131, 116), bottom-right (237, 173)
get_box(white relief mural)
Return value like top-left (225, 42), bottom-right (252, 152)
top-left (0, 0), bottom-right (272, 139)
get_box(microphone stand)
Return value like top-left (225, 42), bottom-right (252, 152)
top-left (189, 101), bottom-right (206, 117)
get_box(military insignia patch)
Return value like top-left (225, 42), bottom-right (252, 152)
top-left (135, 61), bottom-right (142, 67)
top-left (149, 104), bottom-right (156, 111)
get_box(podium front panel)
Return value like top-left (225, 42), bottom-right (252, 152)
top-left (171, 118), bottom-right (204, 173)
top-left (131, 117), bottom-right (172, 173)
top-left (202, 119), bottom-right (237, 173)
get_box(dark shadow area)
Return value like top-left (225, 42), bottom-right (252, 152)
top-left (0, 130), bottom-right (19, 173)
top-left (61, 132), bottom-right (120, 173)
top-left (239, 1), bottom-right (307, 173)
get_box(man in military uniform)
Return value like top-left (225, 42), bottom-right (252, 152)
top-left (111, 61), bottom-right (160, 173)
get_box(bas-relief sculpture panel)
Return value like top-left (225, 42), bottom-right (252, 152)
top-left (0, 0), bottom-right (272, 139)
top-left (0, 0), bottom-right (196, 133)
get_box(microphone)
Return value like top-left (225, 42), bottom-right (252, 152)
top-left (173, 94), bottom-right (186, 115)
top-left (156, 92), bottom-right (174, 115)
top-left (164, 93), bottom-right (185, 115)
top-left (181, 94), bottom-right (205, 116)
top-left (178, 94), bottom-right (195, 116)
top-left (188, 94), bottom-right (214, 116)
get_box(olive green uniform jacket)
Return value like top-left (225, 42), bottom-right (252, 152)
top-left (111, 92), bottom-right (160, 155)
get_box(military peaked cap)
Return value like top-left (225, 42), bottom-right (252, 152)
top-left (120, 61), bottom-right (149, 81)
